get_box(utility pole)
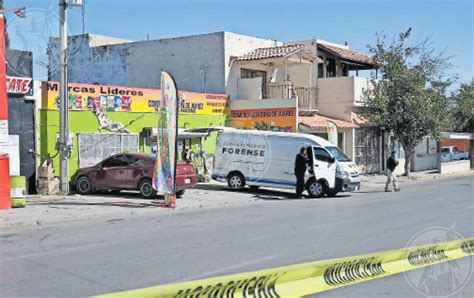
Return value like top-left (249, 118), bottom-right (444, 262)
top-left (59, 0), bottom-right (69, 194)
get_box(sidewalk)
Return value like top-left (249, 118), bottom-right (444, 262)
top-left (1, 170), bottom-right (472, 230)
top-left (359, 169), bottom-right (474, 190)
top-left (0, 183), bottom-right (260, 230)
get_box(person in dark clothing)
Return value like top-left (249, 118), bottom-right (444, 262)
top-left (294, 147), bottom-right (308, 198)
top-left (385, 151), bottom-right (400, 192)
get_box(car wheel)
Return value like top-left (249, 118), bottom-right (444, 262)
top-left (139, 179), bottom-right (156, 199)
top-left (228, 173), bottom-right (245, 189)
top-left (76, 176), bottom-right (93, 195)
top-left (307, 180), bottom-right (324, 198)
top-left (326, 189), bottom-right (338, 197)
top-left (176, 189), bottom-right (185, 198)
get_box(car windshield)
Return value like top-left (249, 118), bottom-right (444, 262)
top-left (326, 146), bottom-right (351, 162)
top-left (441, 148), bottom-right (450, 153)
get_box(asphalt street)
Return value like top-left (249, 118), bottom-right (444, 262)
top-left (0, 175), bottom-right (473, 297)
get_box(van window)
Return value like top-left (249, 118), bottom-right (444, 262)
top-left (327, 146), bottom-right (351, 162)
top-left (314, 148), bottom-right (332, 163)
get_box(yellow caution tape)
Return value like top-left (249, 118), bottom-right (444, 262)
top-left (96, 238), bottom-right (474, 298)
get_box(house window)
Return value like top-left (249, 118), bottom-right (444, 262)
top-left (241, 69), bottom-right (267, 82)
top-left (326, 58), bottom-right (336, 77)
top-left (341, 63), bottom-right (349, 76)
top-left (317, 56), bottom-right (324, 78)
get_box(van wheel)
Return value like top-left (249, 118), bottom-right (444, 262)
top-left (228, 173), bottom-right (245, 189)
top-left (326, 189), bottom-right (338, 197)
top-left (307, 180), bottom-right (324, 198)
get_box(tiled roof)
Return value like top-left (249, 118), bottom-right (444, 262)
top-left (299, 113), bottom-right (356, 129)
top-left (318, 43), bottom-right (375, 66)
top-left (352, 112), bottom-right (375, 126)
top-left (235, 44), bottom-right (305, 61)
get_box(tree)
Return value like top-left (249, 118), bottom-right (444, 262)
top-left (450, 79), bottom-right (474, 132)
top-left (363, 28), bottom-right (454, 176)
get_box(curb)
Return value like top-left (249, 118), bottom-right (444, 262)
top-left (95, 238), bottom-right (474, 297)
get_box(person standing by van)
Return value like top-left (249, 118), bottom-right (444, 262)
top-left (294, 147), bottom-right (308, 198)
top-left (385, 151), bottom-right (400, 192)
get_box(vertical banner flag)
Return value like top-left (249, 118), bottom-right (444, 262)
top-left (153, 71), bottom-right (179, 208)
top-left (326, 120), bottom-right (338, 147)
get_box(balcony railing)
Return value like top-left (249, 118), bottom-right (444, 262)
top-left (264, 83), bottom-right (318, 110)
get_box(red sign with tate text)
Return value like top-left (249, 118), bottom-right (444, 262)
top-left (6, 76), bottom-right (33, 94)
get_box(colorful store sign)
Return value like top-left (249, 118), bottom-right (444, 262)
top-left (229, 98), bottom-right (298, 133)
top-left (41, 81), bottom-right (228, 115)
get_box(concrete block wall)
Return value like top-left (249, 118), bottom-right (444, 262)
top-left (438, 160), bottom-right (471, 174)
top-left (49, 33), bottom-right (227, 93)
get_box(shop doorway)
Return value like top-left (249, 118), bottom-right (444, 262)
top-left (355, 127), bottom-right (381, 173)
top-left (8, 97), bottom-right (36, 193)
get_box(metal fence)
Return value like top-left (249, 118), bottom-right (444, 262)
top-left (264, 84), bottom-right (318, 110)
top-left (77, 133), bottom-right (139, 168)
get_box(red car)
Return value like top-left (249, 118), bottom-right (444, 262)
top-left (73, 153), bottom-right (197, 198)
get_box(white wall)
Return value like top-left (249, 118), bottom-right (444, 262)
top-left (439, 160), bottom-right (470, 174)
top-left (411, 136), bottom-right (439, 171)
top-left (50, 32), bottom-right (227, 93)
top-left (237, 77), bottom-right (262, 100)
top-left (316, 76), bottom-right (372, 121)
top-left (230, 97), bottom-right (297, 110)
top-left (317, 77), bottom-right (354, 121)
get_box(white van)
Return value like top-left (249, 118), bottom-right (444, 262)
top-left (212, 128), bottom-right (360, 197)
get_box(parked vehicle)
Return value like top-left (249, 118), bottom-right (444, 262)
top-left (73, 153), bottom-right (197, 198)
top-left (441, 146), bottom-right (469, 162)
top-left (212, 128), bottom-right (360, 197)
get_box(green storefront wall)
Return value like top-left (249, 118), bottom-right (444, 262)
top-left (39, 109), bottom-right (227, 179)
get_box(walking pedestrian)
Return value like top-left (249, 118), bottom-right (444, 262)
top-left (385, 151), bottom-right (400, 192)
top-left (294, 147), bottom-right (308, 198)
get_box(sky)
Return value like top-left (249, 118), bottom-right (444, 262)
top-left (4, 0), bottom-right (473, 87)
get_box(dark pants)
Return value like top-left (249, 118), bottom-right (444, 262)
top-left (295, 172), bottom-right (305, 197)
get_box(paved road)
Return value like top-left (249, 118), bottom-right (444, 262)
top-left (0, 175), bottom-right (473, 297)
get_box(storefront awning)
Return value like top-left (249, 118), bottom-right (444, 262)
top-left (145, 128), bottom-right (212, 139)
top-left (299, 113), bottom-right (356, 129)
